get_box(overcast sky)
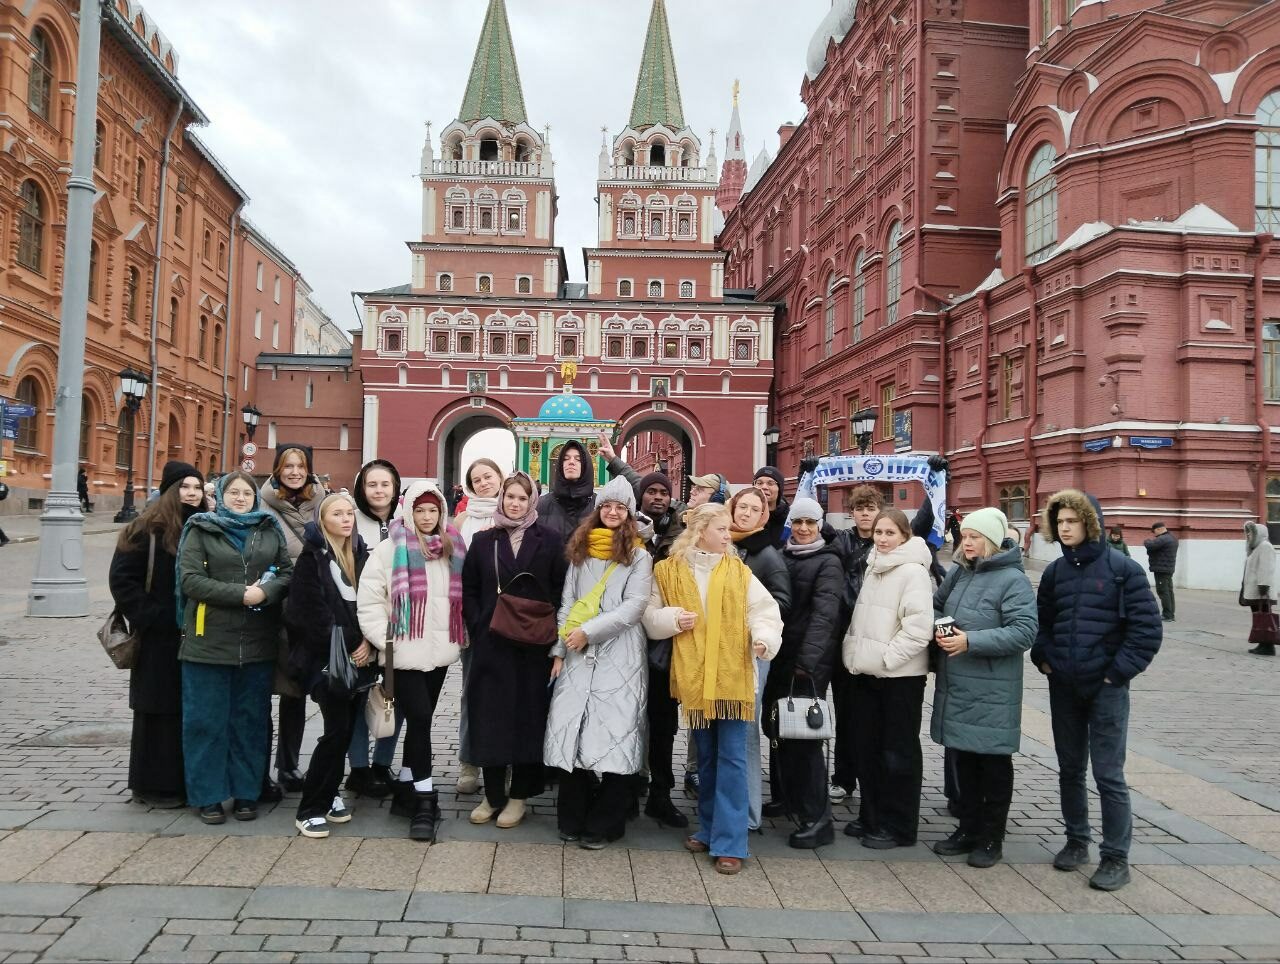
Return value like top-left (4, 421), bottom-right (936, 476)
top-left (134, 0), bottom-right (830, 335)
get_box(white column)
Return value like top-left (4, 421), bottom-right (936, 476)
top-left (362, 394), bottom-right (380, 462)
top-left (422, 186), bottom-right (437, 237)
top-left (753, 403), bottom-right (769, 471)
top-left (701, 196), bottom-right (715, 244)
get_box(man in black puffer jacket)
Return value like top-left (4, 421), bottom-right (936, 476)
top-left (1032, 489), bottom-right (1162, 894)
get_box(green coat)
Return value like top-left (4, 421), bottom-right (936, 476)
top-left (930, 544), bottom-right (1037, 755)
top-left (177, 516), bottom-right (293, 666)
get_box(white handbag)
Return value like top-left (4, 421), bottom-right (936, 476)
top-left (364, 635), bottom-right (396, 739)
top-left (772, 679), bottom-right (834, 741)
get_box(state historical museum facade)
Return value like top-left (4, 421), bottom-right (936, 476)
top-left (719, 0), bottom-right (1280, 588)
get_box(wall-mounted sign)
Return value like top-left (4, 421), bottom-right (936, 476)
top-left (893, 411), bottom-right (912, 453)
top-left (1128, 436), bottom-right (1174, 450)
top-left (1083, 437), bottom-right (1113, 453)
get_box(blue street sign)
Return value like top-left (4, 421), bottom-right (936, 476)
top-left (1083, 437), bottom-right (1113, 452)
top-left (0, 401), bottom-right (35, 418)
top-left (1129, 436), bottom-right (1174, 450)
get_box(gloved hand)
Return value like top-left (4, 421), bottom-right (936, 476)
top-left (799, 456), bottom-right (820, 475)
top-left (927, 455), bottom-right (950, 474)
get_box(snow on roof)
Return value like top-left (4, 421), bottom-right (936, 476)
top-left (805, 0), bottom-right (858, 82)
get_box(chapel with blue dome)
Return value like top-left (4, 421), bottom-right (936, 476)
top-left (510, 364), bottom-right (616, 487)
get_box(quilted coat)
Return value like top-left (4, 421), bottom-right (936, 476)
top-left (543, 546), bottom-right (654, 774)
top-left (775, 543), bottom-right (844, 691)
top-left (1029, 489), bottom-right (1162, 692)
top-left (930, 542), bottom-right (1038, 754)
top-left (841, 537), bottom-right (935, 678)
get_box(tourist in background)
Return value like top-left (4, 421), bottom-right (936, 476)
top-left (1243, 521), bottom-right (1277, 657)
top-left (644, 503), bottom-right (783, 875)
top-left (842, 509), bottom-right (933, 849)
top-left (931, 507), bottom-right (1037, 868)
top-left (463, 473), bottom-right (567, 829)
top-left (357, 480), bottom-right (465, 842)
top-left (287, 493), bottom-right (372, 838)
top-left (751, 467), bottom-right (790, 548)
top-left (1107, 526), bottom-right (1130, 557)
top-left (109, 461), bottom-right (205, 808)
top-left (176, 471), bottom-right (292, 825)
top-left (1144, 521), bottom-right (1178, 622)
top-left (545, 477), bottom-right (653, 848)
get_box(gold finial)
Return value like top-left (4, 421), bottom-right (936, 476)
top-left (732, 79), bottom-right (740, 107)
top-left (561, 361), bottom-right (578, 387)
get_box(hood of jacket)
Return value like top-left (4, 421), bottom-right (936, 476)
top-left (1040, 489), bottom-right (1105, 545)
top-left (551, 439), bottom-right (595, 503)
top-left (353, 459), bottom-right (402, 523)
top-left (954, 540), bottom-right (1026, 574)
top-left (1247, 521), bottom-right (1269, 552)
top-left (868, 535), bottom-right (934, 574)
top-left (397, 478), bottom-right (453, 532)
top-left (271, 443), bottom-right (315, 485)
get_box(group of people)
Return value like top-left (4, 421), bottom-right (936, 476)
top-left (106, 437), bottom-right (1198, 890)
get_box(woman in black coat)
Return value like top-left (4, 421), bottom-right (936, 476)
top-left (763, 497), bottom-right (845, 849)
top-left (535, 440), bottom-right (596, 544)
top-left (108, 461), bottom-right (205, 808)
top-left (286, 493), bottom-right (371, 838)
top-left (462, 472), bottom-right (568, 829)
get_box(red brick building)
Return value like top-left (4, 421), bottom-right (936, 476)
top-left (719, 0), bottom-right (1280, 588)
top-left (356, 0), bottom-right (775, 489)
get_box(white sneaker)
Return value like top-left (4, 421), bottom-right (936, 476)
top-left (295, 816), bottom-right (329, 838)
top-left (828, 782), bottom-right (847, 803)
top-left (327, 795), bottom-right (352, 823)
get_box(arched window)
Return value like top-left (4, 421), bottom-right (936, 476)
top-left (851, 249), bottom-right (866, 343)
top-left (884, 222), bottom-right (903, 325)
top-left (124, 266), bottom-right (140, 322)
top-left (619, 279), bottom-right (633, 297)
top-left (94, 120), bottom-right (105, 168)
top-left (115, 409), bottom-right (134, 468)
top-left (27, 28), bottom-right (54, 120)
top-left (17, 180), bottom-right (44, 272)
top-left (173, 203), bottom-right (184, 238)
top-left (88, 241), bottom-right (100, 302)
top-left (213, 323), bottom-right (224, 368)
top-left (167, 296), bottom-right (178, 338)
top-left (883, 63), bottom-right (895, 129)
top-left (15, 376), bottom-right (40, 451)
top-left (217, 239), bottom-right (226, 269)
top-left (1256, 90), bottom-right (1280, 232)
top-left (1024, 143), bottom-right (1058, 265)
top-left (823, 272), bottom-right (837, 357)
top-left (650, 140), bottom-right (666, 166)
top-left (79, 396), bottom-right (94, 462)
top-left (134, 157), bottom-right (146, 202)
top-left (202, 229), bottom-right (212, 261)
top-left (198, 315), bottom-right (208, 360)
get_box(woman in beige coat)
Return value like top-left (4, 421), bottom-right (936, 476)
top-left (842, 508), bottom-right (934, 849)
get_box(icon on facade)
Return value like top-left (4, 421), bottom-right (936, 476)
top-left (650, 377), bottom-right (669, 399)
top-left (468, 371), bottom-right (488, 395)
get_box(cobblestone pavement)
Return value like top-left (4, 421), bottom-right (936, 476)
top-left (0, 532), bottom-right (1278, 963)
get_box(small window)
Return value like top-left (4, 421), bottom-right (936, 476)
top-left (272, 319), bottom-right (280, 349)
top-left (677, 212), bottom-right (693, 237)
top-left (1024, 143), bottom-right (1059, 265)
top-left (517, 276), bottom-right (532, 294)
top-left (14, 376), bottom-right (40, 451)
top-left (438, 273), bottom-right (453, 292)
top-left (458, 333), bottom-right (474, 353)
top-left (648, 280), bottom-right (663, 298)
top-left (1264, 322), bottom-right (1280, 402)
top-left (166, 296), bottom-right (177, 334)
top-left (622, 213), bottom-right (638, 236)
top-left (217, 240), bottom-right (226, 270)
top-left (490, 334), bottom-right (506, 355)
top-left (94, 120), bottom-right (105, 169)
top-left (619, 280), bottom-right (633, 297)
top-left (650, 214), bottom-right (664, 236)
top-left (632, 337), bottom-right (647, 357)
top-left (28, 28), bottom-right (54, 121)
top-left (680, 281), bottom-right (694, 298)
top-left (202, 229), bottom-right (211, 261)
top-left (134, 157), bottom-right (147, 202)
top-left (452, 207), bottom-right (465, 229)
top-left (305, 380), bottom-right (314, 408)
top-left (561, 337), bottom-right (578, 357)
top-left (385, 329), bottom-right (403, 353)
top-left (734, 339), bottom-right (752, 360)
top-left (880, 382), bottom-right (895, 439)
top-left (254, 309), bottom-right (262, 339)
top-left (213, 324), bottom-right (223, 368)
top-left (851, 250), bottom-right (866, 344)
top-left (999, 483), bottom-right (1030, 523)
top-left (89, 242), bottom-right (101, 303)
top-left (608, 337), bottom-right (624, 358)
top-left (255, 262), bottom-right (264, 290)
top-left (480, 208), bottom-right (494, 230)
top-left (663, 338), bottom-right (679, 359)
top-left (274, 277), bottom-right (281, 304)
top-left (477, 274), bottom-right (493, 294)
top-left (1268, 475), bottom-right (1280, 527)
top-left (115, 409), bottom-right (134, 468)
top-left (507, 208), bottom-right (522, 230)
top-left (515, 334), bottom-right (532, 355)
top-left (16, 180), bottom-right (44, 272)
top-left (432, 332), bottom-right (448, 353)
top-left (689, 340), bottom-right (705, 360)
top-left (197, 315), bottom-right (208, 360)
top-left (124, 266), bottom-right (141, 322)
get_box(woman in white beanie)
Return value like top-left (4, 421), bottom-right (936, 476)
top-left (544, 476), bottom-right (654, 848)
top-left (930, 506), bottom-right (1037, 868)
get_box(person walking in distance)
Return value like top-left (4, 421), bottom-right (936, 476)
top-left (1242, 521), bottom-right (1278, 656)
top-left (1033, 489), bottom-right (1162, 891)
top-left (77, 467), bottom-right (92, 513)
top-left (1143, 521), bottom-right (1178, 622)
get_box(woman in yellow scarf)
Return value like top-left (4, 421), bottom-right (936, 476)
top-left (644, 503), bottom-right (783, 875)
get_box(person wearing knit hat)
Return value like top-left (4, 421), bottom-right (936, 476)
top-left (161, 460), bottom-right (203, 496)
top-left (958, 507), bottom-right (1010, 553)
top-left (787, 497), bottom-right (824, 526)
top-left (636, 471), bottom-right (671, 500)
top-left (752, 466), bottom-right (790, 548)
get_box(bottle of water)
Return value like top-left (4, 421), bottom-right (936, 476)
top-left (249, 566), bottom-right (278, 612)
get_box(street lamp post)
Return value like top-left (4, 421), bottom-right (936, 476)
top-left (113, 368), bottom-right (150, 523)
top-left (763, 425), bottom-right (781, 468)
top-left (240, 404), bottom-right (262, 442)
top-left (29, 0), bottom-right (105, 616)
top-left (850, 408), bottom-right (877, 456)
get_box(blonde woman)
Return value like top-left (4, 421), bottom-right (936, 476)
top-left (644, 504), bottom-right (783, 875)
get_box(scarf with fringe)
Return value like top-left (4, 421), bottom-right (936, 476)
top-left (388, 518), bottom-right (466, 646)
top-left (653, 552), bottom-right (754, 728)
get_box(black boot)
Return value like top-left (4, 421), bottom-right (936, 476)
top-left (390, 780), bottom-right (415, 817)
top-left (258, 775), bottom-right (284, 804)
top-left (644, 790), bottom-right (689, 829)
top-left (1250, 643), bottom-right (1276, 656)
top-left (368, 764), bottom-right (395, 798)
top-left (409, 790), bottom-right (440, 842)
top-left (788, 816), bottom-right (835, 850)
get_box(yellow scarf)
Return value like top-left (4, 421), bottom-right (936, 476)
top-left (653, 553), bottom-right (754, 728)
top-left (730, 526), bottom-right (764, 543)
top-left (588, 528), bottom-right (641, 560)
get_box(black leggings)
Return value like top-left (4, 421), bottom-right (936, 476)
top-left (556, 768), bottom-right (632, 840)
top-left (484, 763), bottom-right (544, 808)
top-left (849, 674), bottom-right (925, 843)
top-left (954, 750), bottom-right (1014, 842)
top-left (397, 667), bottom-right (448, 780)
top-left (297, 684), bottom-right (360, 820)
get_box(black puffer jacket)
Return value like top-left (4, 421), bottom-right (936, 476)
top-left (734, 529), bottom-right (792, 621)
top-left (536, 440), bottom-right (596, 544)
top-left (285, 521), bottom-right (369, 691)
top-left (826, 525), bottom-right (875, 620)
top-left (1029, 489), bottom-right (1162, 694)
top-left (775, 543), bottom-right (845, 691)
top-left (1143, 530), bottom-right (1178, 574)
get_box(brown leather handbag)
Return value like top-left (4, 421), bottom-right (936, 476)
top-left (489, 542), bottom-right (557, 647)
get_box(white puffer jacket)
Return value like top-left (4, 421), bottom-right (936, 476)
top-left (843, 536), bottom-right (934, 678)
top-left (356, 479), bottom-right (462, 673)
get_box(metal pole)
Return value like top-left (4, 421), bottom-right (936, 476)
top-left (113, 402), bottom-right (137, 523)
top-left (28, 0), bottom-right (103, 617)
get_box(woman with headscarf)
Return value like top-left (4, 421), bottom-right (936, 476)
top-left (535, 440), bottom-right (596, 544)
top-left (1243, 521), bottom-right (1278, 657)
top-left (644, 503), bottom-right (783, 875)
top-left (177, 471), bottom-right (292, 825)
top-left (452, 457), bottom-right (504, 795)
top-left (463, 473), bottom-right (568, 829)
top-left (356, 480), bottom-right (466, 842)
top-left (544, 477), bottom-right (654, 848)
top-left (109, 460), bottom-right (205, 808)
top-left (260, 444), bottom-right (328, 794)
top-left (287, 493), bottom-right (373, 838)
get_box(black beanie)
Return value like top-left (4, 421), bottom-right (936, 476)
top-left (636, 471), bottom-right (672, 497)
top-left (753, 466), bottom-right (785, 489)
top-left (160, 460), bottom-right (203, 495)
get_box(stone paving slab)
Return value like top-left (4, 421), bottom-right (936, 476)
top-left (1004, 912), bottom-right (1175, 945)
top-left (404, 891), bottom-right (565, 927)
top-left (26, 808), bottom-right (184, 834)
top-left (861, 911), bottom-right (1028, 944)
top-left (0, 883), bottom-right (89, 916)
top-left (714, 906), bottom-right (872, 940)
top-left (43, 916), bottom-right (164, 963)
top-left (70, 884), bottom-right (252, 919)
top-left (563, 898), bottom-right (720, 935)
top-left (1147, 913), bottom-right (1280, 945)
top-left (240, 886), bottom-right (410, 922)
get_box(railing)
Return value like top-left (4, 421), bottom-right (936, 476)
top-left (430, 159), bottom-right (544, 177)
top-left (607, 165), bottom-right (712, 182)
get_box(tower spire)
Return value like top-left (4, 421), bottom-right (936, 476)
top-left (629, 0), bottom-right (685, 130)
top-left (458, 0), bottom-right (528, 126)
top-left (716, 82), bottom-right (748, 217)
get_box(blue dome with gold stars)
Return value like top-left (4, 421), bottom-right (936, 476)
top-left (537, 392), bottom-right (596, 422)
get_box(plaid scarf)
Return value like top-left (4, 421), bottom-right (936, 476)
top-left (388, 518), bottom-right (466, 645)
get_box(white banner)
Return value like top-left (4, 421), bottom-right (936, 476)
top-left (797, 455), bottom-right (947, 545)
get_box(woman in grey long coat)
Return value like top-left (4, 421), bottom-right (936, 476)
top-left (929, 506), bottom-right (1037, 869)
top-left (545, 476), bottom-right (654, 848)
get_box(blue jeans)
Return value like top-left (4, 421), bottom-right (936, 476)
top-left (1048, 677), bottom-right (1132, 860)
top-left (691, 719), bottom-right (750, 859)
top-left (347, 700), bottom-right (403, 769)
top-left (182, 660), bottom-right (273, 807)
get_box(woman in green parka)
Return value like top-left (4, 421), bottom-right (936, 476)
top-left (177, 471), bottom-right (293, 825)
top-left (929, 507), bottom-right (1037, 869)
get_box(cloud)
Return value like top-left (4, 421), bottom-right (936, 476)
top-left (136, 0), bottom-right (827, 327)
